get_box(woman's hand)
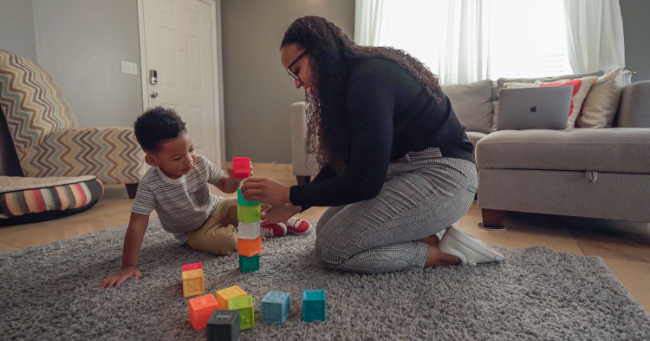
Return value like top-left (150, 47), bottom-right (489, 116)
top-left (241, 178), bottom-right (291, 206)
top-left (262, 204), bottom-right (302, 225)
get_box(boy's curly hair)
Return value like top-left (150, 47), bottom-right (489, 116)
top-left (134, 107), bottom-right (186, 152)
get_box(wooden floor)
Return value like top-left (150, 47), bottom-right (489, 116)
top-left (1, 162), bottom-right (649, 311)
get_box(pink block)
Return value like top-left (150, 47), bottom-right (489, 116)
top-left (232, 157), bottom-right (251, 178)
top-left (182, 262), bottom-right (202, 272)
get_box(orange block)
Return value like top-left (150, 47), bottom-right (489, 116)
top-left (189, 294), bottom-right (219, 330)
top-left (237, 236), bottom-right (262, 257)
top-left (216, 285), bottom-right (247, 310)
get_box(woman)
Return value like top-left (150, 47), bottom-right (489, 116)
top-left (242, 16), bottom-right (504, 273)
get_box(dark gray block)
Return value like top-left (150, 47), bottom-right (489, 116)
top-left (207, 309), bottom-right (240, 341)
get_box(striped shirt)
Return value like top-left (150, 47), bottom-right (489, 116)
top-left (132, 155), bottom-right (225, 242)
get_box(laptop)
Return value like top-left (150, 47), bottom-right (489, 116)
top-left (497, 86), bottom-right (573, 130)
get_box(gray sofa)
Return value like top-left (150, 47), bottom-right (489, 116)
top-left (290, 76), bottom-right (650, 226)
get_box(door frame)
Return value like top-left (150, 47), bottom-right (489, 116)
top-left (136, 0), bottom-right (225, 167)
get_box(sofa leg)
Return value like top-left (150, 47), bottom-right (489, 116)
top-left (125, 183), bottom-right (139, 199)
top-left (296, 176), bottom-right (311, 185)
top-left (479, 209), bottom-right (506, 231)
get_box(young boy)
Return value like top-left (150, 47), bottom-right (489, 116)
top-left (101, 107), bottom-right (311, 289)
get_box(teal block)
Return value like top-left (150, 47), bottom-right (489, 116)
top-left (239, 254), bottom-right (260, 273)
top-left (238, 204), bottom-right (261, 223)
top-left (302, 289), bottom-right (326, 322)
top-left (261, 291), bottom-right (290, 325)
top-left (237, 188), bottom-right (260, 206)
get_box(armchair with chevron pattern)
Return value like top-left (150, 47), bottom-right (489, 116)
top-left (0, 50), bottom-right (146, 198)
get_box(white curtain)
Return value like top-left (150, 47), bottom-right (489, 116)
top-left (354, 0), bottom-right (385, 46)
top-left (355, 0), bottom-right (493, 85)
top-left (355, 0), bottom-right (626, 85)
top-left (438, 0), bottom-right (490, 85)
top-left (563, 0), bottom-right (626, 75)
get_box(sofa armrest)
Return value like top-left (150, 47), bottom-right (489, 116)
top-left (617, 81), bottom-right (650, 128)
top-left (290, 102), bottom-right (319, 177)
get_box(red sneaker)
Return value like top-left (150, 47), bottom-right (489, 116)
top-left (286, 217), bottom-right (312, 235)
top-left (261, 223), bottom-right (287, 237)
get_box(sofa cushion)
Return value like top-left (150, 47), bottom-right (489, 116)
top-left (442, 80), bottom-right (493, 134)
top-left (476, 128), bottom-right (650, 174)
top-left (466, 131), bottom-right (487, 148)
top-left (492, 70), bottom-right (605, 129)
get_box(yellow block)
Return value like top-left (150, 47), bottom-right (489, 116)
top-left (182, 269), bottom-right (205, 298)
top-left (216, 285), bottom-right (246, 310)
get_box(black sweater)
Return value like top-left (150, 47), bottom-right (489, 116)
top-left (289, 58), bottom-right (474, 209)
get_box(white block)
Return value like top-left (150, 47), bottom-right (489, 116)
top-left (238, 222), bottom-right (260, 240)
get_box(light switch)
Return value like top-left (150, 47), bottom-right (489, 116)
top-left (121, 61), bottom-right (138, 75)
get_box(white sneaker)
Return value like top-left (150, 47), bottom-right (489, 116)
top-left (438, 225), bottom-right (505, 266)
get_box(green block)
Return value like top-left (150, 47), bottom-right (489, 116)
top-left (238, 204), bottom-right (261, 223)
top-left (228, 295), bottom-right (255, 330)
top-left (239, 254), bottom-right (260, 273)
top-left (237, 188), bottom-right (260, 206)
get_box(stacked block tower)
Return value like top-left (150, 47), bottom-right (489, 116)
top-left (233, 157), bottom-right (261, 273)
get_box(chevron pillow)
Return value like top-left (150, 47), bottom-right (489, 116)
top-left (0, 49), bottom-right (78, 150)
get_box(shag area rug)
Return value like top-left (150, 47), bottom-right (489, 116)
top-left (1, 218), bottom-right (649, 340)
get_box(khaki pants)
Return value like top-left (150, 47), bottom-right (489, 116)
top-left (186, 197), bottom-right (240, 255)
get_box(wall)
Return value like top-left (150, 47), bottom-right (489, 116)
top-left (221, 0), bottom-right (355, 163)
top-left (0, 0), bottom-right (36, 175)
top-left (31, 0), bottom-right (143, 128)
top-left (620, 0), bottom-right (650, 82)
top-left (0, 0), bottom-right (38, 61)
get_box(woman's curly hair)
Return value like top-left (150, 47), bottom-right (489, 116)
top-left (281, 16), bottom-right (442, 173)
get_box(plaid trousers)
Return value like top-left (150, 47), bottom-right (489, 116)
top-left (315, 148), bottom-right (477, 274)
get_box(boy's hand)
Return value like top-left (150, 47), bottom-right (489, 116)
top-left (100, 266), bottom-right (142, 289)
top-left (218, 161), bottom-right (253, 193)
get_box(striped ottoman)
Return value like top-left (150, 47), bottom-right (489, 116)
top-left (0, 175), bottom-right (104, 226)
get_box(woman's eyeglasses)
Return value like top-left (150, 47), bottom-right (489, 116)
top-left (287, 50), bottom-right (309, 81)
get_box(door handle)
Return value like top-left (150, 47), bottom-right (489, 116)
top-left (150, 91), bottom-right (158, 98)
top-left (150, 70), bottom-right (158, 85)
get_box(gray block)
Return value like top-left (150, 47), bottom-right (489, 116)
top-left (207, 310), bottom-right (240, 341)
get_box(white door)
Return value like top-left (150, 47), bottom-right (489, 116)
top-left (141, 0), bottom-right (219, 165)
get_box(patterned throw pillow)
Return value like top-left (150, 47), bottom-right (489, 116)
top-left (0, 50), bottom-right (78, 149)
top-left (503, 82), bottom-right (538, 89)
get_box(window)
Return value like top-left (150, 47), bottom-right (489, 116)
top-left (375, 0), bottom-right (573, 84)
